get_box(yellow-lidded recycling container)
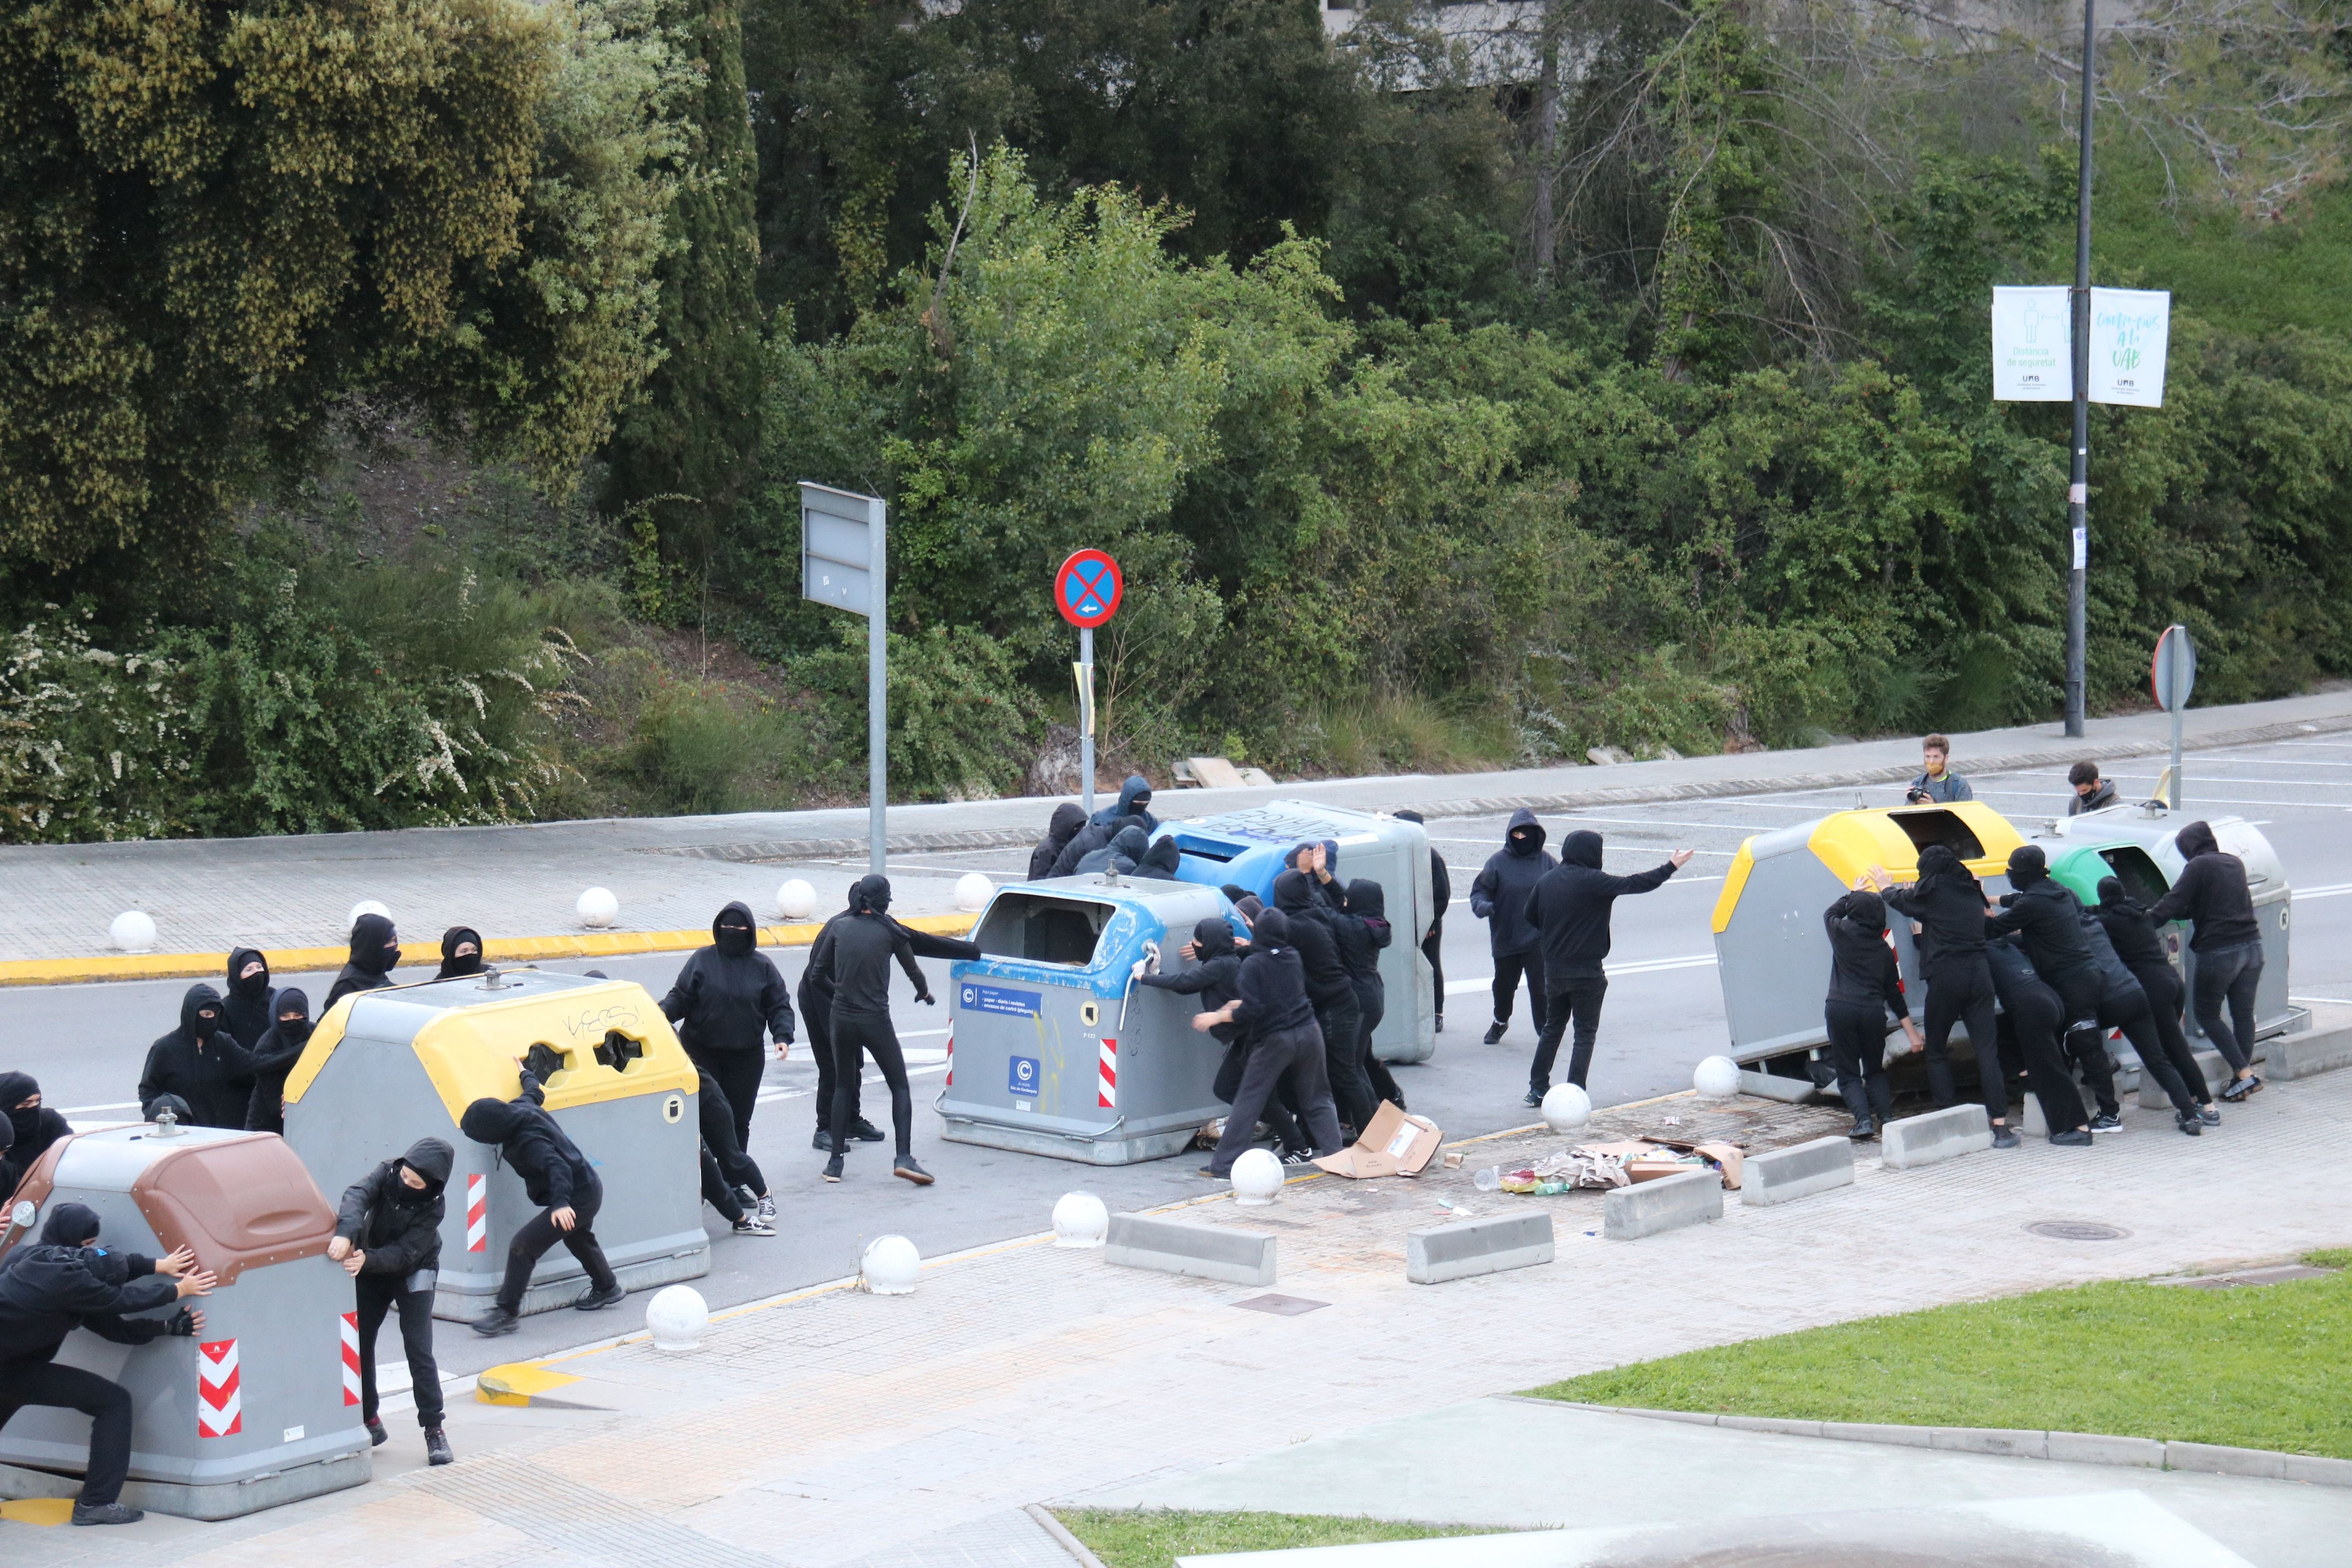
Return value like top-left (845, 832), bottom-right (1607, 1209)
top-left (1710, 803), bottom-right (2028, 1095)
top-left (282, 969), bottom-right (705, 1322)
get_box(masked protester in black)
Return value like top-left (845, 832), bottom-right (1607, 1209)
top-left (460, 1070), bottom-right (622, 1333)
top-left (1076, 824), bottom-right (1151, 876)
top-left (243, 988), bottom-right (314, 1133)
top-left (1050, 812), bottom-right (1140, 876)
top-left (1522, 830), bottom-right (1688, 1104)
top-left (1186, 909), bottom-right (1344, 1176)
top-left (0, 1204), bottom-right (210, 1524)
top-left (436, 927), bottom-right (486, 981)
top-left (331, 1139), bottom-right (456, 1464)
top-left (2096, 876), bottom-right (2218, 1125)
top-left (1989, 848), bottom-right (2103, 1028)
top-left (2071, 905), bottom-right (2204, 1134)
top-left (1273, 870), bottom-right (1373, 1134)
top-left (1822, 891), bottom-right (1920, 1139)
top-left (1332, 879), bottom-right (1404, 1110)
top-left (1133, 835), bottom-right (1183, 880)
top-left (1469, 809), bottom-right (1556, 1044)
top-left (1985, 937), bottom-right (2093, 1142)
top-left (139, 983), bottom-right (255, 1128)
top-left (1141, 917), bottom-right (1306, 1158)
top-left (812, 875), bottom-right (980, 1185)
top-left (2149, 820), bottom-right (2267, 1099)
top-left (800, 899), bottom-right (881, 1156)
top-left (326, 913), bottom-right (403, 1010)
top-left (1875, 846), bottom-right (2011, 1141)
top-left (1283, 842), bottom-right (1349, 914)
top-left (1091, 774), bottom-right (1158, 832)
top-left (220, 947), bottom-right (276, 1048)
top-left (1393, 812), bottom-right (1450, 1033)
top-left (697, 1073), bottom-right (775, 1234)
top-left (1030, 803), bottom-right (1088, 881)
top-left (1, 1074), bottom-right (70, 1194)
top-left (660, 902), bottom-right (795, 1159)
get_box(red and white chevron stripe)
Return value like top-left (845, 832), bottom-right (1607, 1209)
top-left (340, 1311), bottom-right (362, 1406)
top-left (197, 1339), bottom-right (242, 1438)
top-left (1097, 1036), bottom-right (1118, 1109)
top-left (944, 1021), bottom-right (953, 1087)
top-left (465, 1173), bottom-right (488, 1253)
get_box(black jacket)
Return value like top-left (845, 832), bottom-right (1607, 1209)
top-left (1881, 849), bottom-right (1990, 978)
top-left (1090, 775), bottom-right (1158, 832)
top-left (661, 902), bottom-right (796, 1056)
top-left (2093, 879), bottom-right (2172, 971)
top-left (243, 988), bottom-right (313, 1133)
top-left (1075, 824), bottom-right (1150, 876)
top-left (1030, 803), bottom-right (1087, 881)
top-left (1133, 836), bottom-right (1182, 880)
top-left (459, 1073), bottom-right (594, 1210)
top-left (1, 1073), bottom-right (70, 1188)
top-left (1985, 935), bottom-right (2061, 1026)
top-left (1824, 893), bottom-right (1908, 1017)
top-left (1140, 918), bottom-right (1245, 1044)
top-left (1525, 830), bottom-right (1676, 978)
top-left (1468, 808), bottom-right (1556, 956)
top-left (2148, 822), bottom-right (2262, 951)
top-left (220, 947), bottom-right (277, 1048)
top-left (1272, 872), bottom-right (1353, 1005)
top-left (334, 1138), bottom-right (454, 1278)
top-left (1990, 879), bottom-right (2098, 993)
top-left (0, 1244), bottom-right (181, 1371)
top-left (807, 879), bottom-right (979, 1018)
top-left (1233, 910), bottom-right (1315, 1035)
top-left (2074, 909), bottom-right (2143, 1001)
top-left (325, 913), bottom-right (402, 1010)
top-left (1051, 813), bottom-right (1145, 877)
top-left (1331, 879), bottom-right (1392, 983)
top-left (1429, 848), bottom-right (1451, 932)
top-left (139, 983), bottom-right (255, 1128)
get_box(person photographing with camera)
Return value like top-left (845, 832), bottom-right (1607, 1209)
top-left (1905, 736), bottom-right (1972, 804)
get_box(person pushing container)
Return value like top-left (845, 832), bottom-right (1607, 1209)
top-left (2148, 820), bottom-right (2266, 1102)
top-left (1821, 890), bottom-right (1923, 1140)
top-left (329, 1139), bottom-right (456, 1465)
top-left (1185, 908), bottom-right (1344, 1177)
top-left (459, 1068), bottom-right (624, 1336)
top-left (1864, 846), bottom-right (2015, 1147)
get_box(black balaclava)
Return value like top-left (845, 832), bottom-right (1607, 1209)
top-left (41, 1203), bottom-right (102, 1246)
top-left (2176, 820), bottom-right (2219, 861)
top-left (713, 901), bottom-right (758, 955)
top-left (1915, 843), bottom-right (1975, 896)
top-left (1843, 890), bottom-right (1887, 931)
top-left (1193, 917), bottom-right (1238, 959)
top-left (227, 948), bottom-right (270, 1001)
top-left (350, 913), bottom-right (400, 977)
top-left (1505, 809), bottom-right (1546, 858)
top-left (1560, 830), bottom-right (1603, 869)
top-left (1047, 802), bottom-right (1086, 847)
top-left (848, 875), bottom-right (893, 916)
top-left (1348, 879), bottom-right (1386, 919)
top-left (1284, 843), bottom-right (1313, 871)
top-left (1252, 908), bottom-right (1293, 948)
top-left (459, 1097), bottom-right (522, 1145)
top-left (2006, 845), bottom-right (2049, 887)
top-left (181, 983), bottom-right (225, 1041)
top-left (1272, 869), bottom-right (1316, 915)
top-left (1219, 883), bottom-right (1251, 906)
top-left (1233, 894), bottom-right (1264, 927)
top-left (1, 1072), bottom-right (40, 1146)
top-left (1109, 826), bottom-right (1150, 865)
top-left (272, 987), bottom-right (314, 1044)
top-left (438, 926), bottom-right (486, 980)
top-left (1117, 775), bottom-right (1152, 816)
top-left (399, 1137), bottom-right (455, 1194)
top-left (1138, 837), bottom-right (1182, 876)
top-left (2095, 875), bottom-right (2135, 912)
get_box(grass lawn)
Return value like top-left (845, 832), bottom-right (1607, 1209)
top-left (1054, 1509), bottom-right (1503, 1566)
top-left (1527, 1250), bottom-right (2352, 1459)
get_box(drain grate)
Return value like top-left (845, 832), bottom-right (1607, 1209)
top-left (2027, 1219), bottom-right (2128, 1242)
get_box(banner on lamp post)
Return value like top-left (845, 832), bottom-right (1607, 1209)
top-left (2088, 287), bottom-right (2170, 407)
top-left (1990, 285), bottom-right (2071, 402)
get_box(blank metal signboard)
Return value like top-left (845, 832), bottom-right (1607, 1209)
top-left (802, 481), bottom-right (889, 872)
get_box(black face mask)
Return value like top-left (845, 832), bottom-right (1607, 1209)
top-left (276, 1016), bottom-right (314, 1044)
top-left (194, 1009), bottom-right (222, 1039)
top-left (716, 922), bottom-right (755, 957)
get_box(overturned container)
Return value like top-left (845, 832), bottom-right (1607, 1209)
top-left (1148, 800), bottom-right (1436, 1063)
top-left (283, 968), bottom-right (705, 1322)
top-left (0, 1124), bottom-right (369, 1518)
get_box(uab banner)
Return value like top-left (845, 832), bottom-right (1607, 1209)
top-left (1990, 286), bottom-right (2171, 407)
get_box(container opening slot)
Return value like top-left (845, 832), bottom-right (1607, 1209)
top-left (595, 1030), bottom-right (644, 1071)
top-left (1170, 836), bottom-right (1240, 864)
top-left (2098, 846), bottom-right (2170, 905)
top-left (1888, 809), bottom-right (1986, 860)
top-left (974, 892), bottom-right (1115, 966)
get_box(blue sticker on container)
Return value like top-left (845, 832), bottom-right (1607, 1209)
top-left (1008, 1056), bottom-right (1042, 1098)
top-left (962, 983), bottom-right (1042, 1017)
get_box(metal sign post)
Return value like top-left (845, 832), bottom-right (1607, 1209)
top-left (802, 482), bottom-right (889, 873)
top-left (1054, 550), bottom-right (1124, 816)
top-left (2152, 623), bottom-right (2196, 812)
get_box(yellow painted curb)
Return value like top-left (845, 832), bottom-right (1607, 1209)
top-left (0, 1498), bottom-right (75, 1526)
top-left (476, 1361), bottom-right (585, 1407)
top-left (0, 913), bottom-right (978, 989)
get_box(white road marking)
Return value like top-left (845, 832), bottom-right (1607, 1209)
top-left (1442, 951), bottom-right (1718, 995)
top-left (2296, 883), bottom-right (2352, 899)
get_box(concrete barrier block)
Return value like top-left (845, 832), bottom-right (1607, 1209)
top-left (1931, 1427), bottom-right (2046, 1459)
top-left (1603, 1168), bottom-right (1723, 1240)
top-left (1105, 1214), bottom-right (1275, 1287)
top-left (1880, 1104), bottom-right (1992, 1169)
top-left (1407, 1210), bottom-right (1553, 1284)
top-left (2139, 1048), bottom-right (2235, 1107)
top-left (2267, 1006), bottom-right (2352, 1081)
top-left (2021, 1085), bottom-right (2092, 1136)
top-left (2048, 1431), bottom-right (2165, 1468)
top-left (2166, 1441), bottom-right (2286, 1480)
top-left (1740, 1135), bottom-right (1854, 1207)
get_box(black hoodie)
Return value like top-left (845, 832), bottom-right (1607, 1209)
top-left (660, 902), bottom-right (796, 1057)
top-left (1331, 879), bottom-right (1392, 981)
top-left (1076, 824), bottom-right (1150, 876)
top-left (1272, 870), bottom-right (1354, 1004)
top-left (459, 1072), bottom-right (592, 1209)
top-left (1133, 835), bottom-right (1183, 880)
top-left (2094, 877), bottom-right (2172, 971)
top-left (806, 876), bottom-right (980, 1018)
top-left (1823, 892), bottom-right (1908, 1016)
top-left (1140, 917), bottom-right (1246, 1043)
top-left (221, 947), bottom-right (277, 1048)
top-left (1090, 775), bottom-right (1158, 831)
top-left (1524, 829), bottom-right (1678, 979)
top-left (1050, 813), bottom-right (1145, 878)
top-left (1, 1072), bottom-right (70, 1185)
top-left (1233, 908), bottom-right (1315, 1034)
top-left (2148, 821), bottom-right (2261, 951)
top-left (1881, 844), bottom-right (1990, 978)
top-left (139, 983), bottom-right (255, 1128)
top-left (335, 1137), bottom-right (455, 1278)
top-left (0, 1210), bottom-right (183, 1371)
top-left (1395, 812), bottom-right (1451, 932)
top-left (437, 925), bottom-right (487, 981)
top-left (1030, 803), bottom-right (1088, 881)
top-left (1989, 847), bottom-right (2098, 995)
top-left (325, 913), bottom-right (402, 1010)
top-left (244, 988), bottom-right (314, 1133)
top-left (1468, 808), bottom-right (1557, 956)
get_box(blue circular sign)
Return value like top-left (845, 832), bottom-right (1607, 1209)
top-left (1055, 550), bottom-right (1123, 628)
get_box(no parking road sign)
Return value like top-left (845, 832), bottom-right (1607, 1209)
top-left (1055, 550), bottom-right (1123, 628)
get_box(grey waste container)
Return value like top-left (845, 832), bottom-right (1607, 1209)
top-left (0, 1124), bottom-right (369, 1519)
top-left (940, 876), bottom-right (1240, 1163)
top-left (282, 968), bottom-right (706, 1321)
top-left (1150, 800), bottom-right (1436, 1062)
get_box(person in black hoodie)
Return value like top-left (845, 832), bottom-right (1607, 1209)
top-left (436, 927), bottom-right (487, 981)
top-left (220, 947), bottom-right (276, 1048)
top-left (2149, 820), bottom-right (2266, 1100)
top-left (696, 1075), bottom-right (776, 1236)
top-left (1030, 803), bottom-right (1088, 881)
top-left (138, 984), bottom-right (255, 1128)
top-left (1142, 917), bottom-right (1306, 1158)
top-left (1283, 842), bottom-right (1349, 913)
top-left (660, 903), bottom-right (795, 1159)
top-left (1822, 891), bottom-right (1923, 1139)
top-left (801, 897), bottom-right (885, 1156)
top-left (1523, 831), bottom-right (1692, 1104)
top-left (1076, 824), bottom-right (1151, 876)
top-left (0, 1204), bottom-right (213, 1524)
top-left (1132, 835), bottom-right (1183, 880)
top-left (1988, 848), bottom-right (2101, 1026)
top-left (1393, 812), bottom-right (1449, 1033)
top-left (1469, 809), bottom-right (1556, 1046)
top-left (1091, 775), bottom-right (1158, 831)
top-left (1273, 870), bottom-right (1372, 1133)
top-left (1333, 878), bottom-right (1405, 1111)
top-left (2097, 876), bottom-right (2219, 1127)
top-left (243, 988), bottom-right (313, 1134)
top-left (1986, 935), bottom-right (2094, 1145)
top-left (330, 1139), bottom-right (456, 1464)
top-left (459, 1069), bottom-right (623, 1334)
top-left (1049, 810), bottom-right (1141, 877)
top-left (2073, 903), bottom-right (2203, 1136)
top-left (1867, 845), bottom-right (2013, 1145)
top-left (812, 875), bottom-right (981, 1185)
top-left (1186, 908), bottom-right (1344, 1176)
top-left (325, 913), bottom-right (404, 1010)
top-left (1, 1074), bottom-right (70, 1195)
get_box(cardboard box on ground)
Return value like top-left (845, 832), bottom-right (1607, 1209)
top-left (1316, 1103), bottom-right (1445, 1178)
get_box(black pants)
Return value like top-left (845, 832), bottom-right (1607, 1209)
top-left (1213, 1039), bottom-right (1307, 1155)
top-left (2191, 940), bottom-right (2264, 1072)
top-left (2128, 959), bottom-right (2212, 1106)
top-left (355, 1273), bottom-right (443, 1427)
top-left (2101, 982), bottom-right (2197, 1115)
top-left (1530, 973), bottom-right (1609, 1093)
top-left (497, 1172), bottom-right (617, 1313)
top-left (1313, 988), bottom-right (1373, 1131)
top-left (689, 1048), bottom-right (766, 1150)
top-left (1207, 1022), bottom-right (1343, 1175)
top-left (830, 1009), bottom-right (911, 1158)
top-left (700, 1150), bottom-right (746, 1222)
top-left (1997, 983), bottom-right (2088, 1135)
top-left (2060, 1020), bottom-right (2121, 1118)
top-left (0, 1362), bottom-right (133, 1504)
top-left (698, 1077), bottom-right (766, 1196)
top-left (1921, 963), bottom-right (2005, 1120)
top-left (1824, 1001), bottom-right (1893, 1124)
top-left (1355, 975), bottom-right (1403, 1108)
top-left (1490, 948), bottom-right (1548, 1032)
top-left (803, 1000), bottom-right (864, 1130)
top-left (1422, 921), bottom-right (1445, 1017)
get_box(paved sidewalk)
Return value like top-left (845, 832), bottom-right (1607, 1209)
top-left (4, 688), bottom-right (2348, 969)
top-left (10, 1062), bottom-right (2350, 1567)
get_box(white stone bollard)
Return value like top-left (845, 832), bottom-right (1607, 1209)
top-left (1230, 1147), bottom-right (1284, 1206)
top-left (776, 879), bottom-right (817, 921)
top-left (1052, 1191), bottom-right (1109, 1248)
top-left (109, 910), bottom-right (157, 954)
top-left (955, 873), bottom-right (994, 913)
top-left (1541, 1082), bottom-right (1593, 1131)
top-left (1694, 1055), bottom-right (1743, 1099)
top-left (576, 886), bottom-right (619, 928)
top-left (347, 899), bottom-right (391, 928)
top-left (861, 1234), bottom-right (920, 1294)
top-left (646, 1285), bottom-right (709, 1352)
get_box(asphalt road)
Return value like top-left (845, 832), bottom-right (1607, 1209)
top-left (7, 736), bottom-right (2350, 1374)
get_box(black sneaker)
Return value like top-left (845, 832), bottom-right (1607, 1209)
top-left (1848, 1118), bottom-right (1876, 1141)
top-left (1197, 1164), bottom-right (1228, 1179)
top-left (812, 1129), bottom-right (835, 1152)
top-left (365, 1415), bottom-right (389, 1447)
top-left (1991, 1126), bottom-right (2020, 1149)
top-left (1522, 1090), bottom-right (1543, 1108)
top-left (1282, 1150), bottom-right (1318, 1166)
top-left (2198, 1104), bottom-right (2221, 1126)
top-left (892, 1156), bottom-right (935, 1186)
top-left (823, 1153), bottom-right (844, 1183)
top-left (70, 1502), bottom-right (144, 1526)
top-left (574, 1282), bottom-right (627, 1311)
top-left (1482, 1021), bottom-right (1507, 1046)
top-left (471, 1306), bottom-right (520, 1337)
top-left (851, 1117), bottom-right (887, 1143)
top-left (1434, 1015), bottom-right (1445, 1035)
top-left (2089, 1112), bottom-right (2124, 1133)
top-left (2175, 1110), bottom-right (2204, 1136)
top-left (732, 1215), bottom-right (776, 1236)
top-left (2050, 1129), bottom-right (2094, 1147)
top-left (424, 1427), bottom-right (454, 1466)
top-left (2221, 1074), bottom-right (2262, 1102)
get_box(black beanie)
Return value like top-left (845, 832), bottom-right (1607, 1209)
top-left (41, 1202), bottom-right (102, 1246)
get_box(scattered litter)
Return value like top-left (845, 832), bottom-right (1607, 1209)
top-left (1472, 1137), bottom-right (1745, 1194)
